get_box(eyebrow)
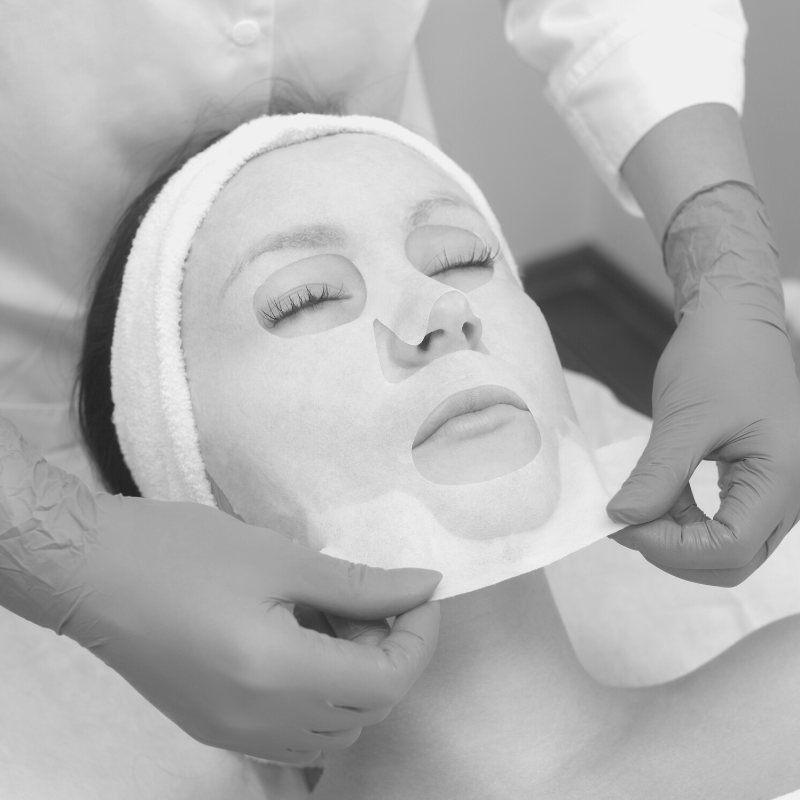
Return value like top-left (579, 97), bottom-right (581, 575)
top-left (405, 194), bottom-right (474, 228)
top-left (220, 194), bottom-right (478, 298)
top-left (220, 223), bottom-right (348, 297)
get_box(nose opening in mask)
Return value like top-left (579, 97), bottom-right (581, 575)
top-left (419, 320), bottom-right (482, 352)
top-left (373, 289), bottom-right (489, 383)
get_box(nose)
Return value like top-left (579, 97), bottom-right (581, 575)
top-left (375, 290), bottom-right (485, 382)
top-left (417, 291), bottom-right (483, 355)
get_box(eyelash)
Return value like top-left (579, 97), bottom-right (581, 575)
top-left (427, 243), bottom-right (500, 276)
top-left (259, 283), bottom-right (347, 326)
top-left (259, 245), bottom-right (499, 326)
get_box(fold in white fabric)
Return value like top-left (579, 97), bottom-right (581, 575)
top-left (504, 0), bottom-right (747, 214)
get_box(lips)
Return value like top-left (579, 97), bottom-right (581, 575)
top-left (412, 385), bottom-right (531, 448)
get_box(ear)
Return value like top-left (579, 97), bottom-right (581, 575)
top-left (207, 472), bottom-right (246, 522)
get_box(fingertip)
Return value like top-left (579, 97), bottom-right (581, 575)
top-left (606, 492), bottom-right (649, 525)
top-left (608, 528), bottom-right (642, 550)
top-left (607, 427), bottom-right (699, 524)
top-left (326, 614), bottom-right (391, 645)
top-left (358, 566), bottom-right (442, 616)
top-left (376, 568), bottom-right (444, 612)
top-left (390, 600), bottom-right (442, 661)
top-left (389, 567), bottom-right (443, 595)
top-left (607, 478), bottom-right (679, 525)
top-left (303, 602), bottom-right (442, 711)
top-left (290, 556), bottom-right (442, 619)
top-left (398, 598), bottom-right (441, 635)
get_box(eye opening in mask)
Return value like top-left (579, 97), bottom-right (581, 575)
top-left (252, 253), bottom-right (367, 338)
top-left (407, 224), bottom-right (499, 294)
top-left (425, 241), bottom-right (499, 279)
top-left (258, 282), bottom-right (349, 327)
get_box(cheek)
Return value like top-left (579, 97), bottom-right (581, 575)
top-left (188, 330), bottom-right (375, 512)
top-left (190, 357), bottom-right (309, 532)
top-left (470, 279), bottom-right (559, 367)
top-left (469, 280), bottom-right (573, 422)
top-left (188, 350), bottom-right (273, 485)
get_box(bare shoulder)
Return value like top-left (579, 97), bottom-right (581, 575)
top-left (683, 612), bottom-right (800, 717)
top-left (652, 613), bottom-right (800, 797)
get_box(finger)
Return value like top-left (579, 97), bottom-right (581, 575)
top-left (647, 541), bottom-right (770, 588)
top-left (297, 601), bottom-right (441, 712)
top-left (326, 614), bottom-right (391, 646)
top-left (270, 749), bottom-right (322, 766)
top-left (611, 509), bottom-right (790, 586)
top-left (763, 518), bottom-right (796, 558)
top-left (285, 550), bottom-right (442, 619)
top-left (607, 419), bottom-right (701, 526)
top-left (666, 483), bottom-right (709, 526)
top-left (200, 722), bottom-right (328, 765)
top-left (247, 730), bottom-right (360, 762)
top-left (611, 515), bottom-right (747, 570)
top-left (298, 726), bottom-right (363, 752)
top-left (610, 484), bottom-right (707, 550)
top-left (716, 459), bottom-right (733, 497)
top-left (217, 697), bottom-right (376, 762)
top-left (612, 453), bottom-right (797, 572)
top-left (271, 723), bottom-right (365, 759)
top-left (293, 606), bottom-right (336, 636)
top-left (711, 458), bottom-right (788, 565)
top-left (285, 687), bottom-right (393, 735)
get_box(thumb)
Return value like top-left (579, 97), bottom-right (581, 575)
top-left (286, 550), bottom-right (442, 620)
top-left (607, 420), bottom-right (700, 525)
top-left (326, 614), bottom-right (392, 646)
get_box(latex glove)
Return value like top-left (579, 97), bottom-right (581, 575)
top-left (0, 419), bottom-right (441, 763)
top-left (608, 182), bottom-right (800, 586)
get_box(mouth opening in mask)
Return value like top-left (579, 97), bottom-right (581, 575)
top-left (412, 384), bottom-right (542, 485)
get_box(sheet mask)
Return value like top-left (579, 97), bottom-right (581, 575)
top-left (208, 255), bottom-right (626, 600)
top-left (111, 114), bottom-right (627, 601)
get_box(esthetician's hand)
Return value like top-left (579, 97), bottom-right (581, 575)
top-left (0, 421), bottom-right (441, 763)
top-left (608, 182), bottom-right (800, 586)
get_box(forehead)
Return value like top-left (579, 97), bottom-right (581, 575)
top-left (194, 133), bottom-right (470, 243)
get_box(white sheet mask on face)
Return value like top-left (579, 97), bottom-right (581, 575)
top-left (237, 241), bottom-right (624, 600)
top-left (112, 114), bottom-right (628, 601)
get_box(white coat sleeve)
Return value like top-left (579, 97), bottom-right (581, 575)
top-left (503, 0), bottom-right (748, 215)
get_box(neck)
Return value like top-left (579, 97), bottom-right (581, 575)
top-left (318, 571), bottom-right (630, 799)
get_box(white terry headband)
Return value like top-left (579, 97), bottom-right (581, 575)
top-left (111, 113), bottom-right (520, 506)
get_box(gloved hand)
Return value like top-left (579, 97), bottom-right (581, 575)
top-left (0, 419), bottom-right (441, 763)
top-left (608, 181), bottom-right (800, 586)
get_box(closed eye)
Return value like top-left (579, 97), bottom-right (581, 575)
top-left (426, 243), bottom-right (499, 277)
top-left (258, 283), bottom-right (348, 327)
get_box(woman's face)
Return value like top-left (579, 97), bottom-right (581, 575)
top-left (181, 133), bottom-right (577, 544)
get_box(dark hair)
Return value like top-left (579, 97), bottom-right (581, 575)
top-left (77, 90), bottom-right (343, 495)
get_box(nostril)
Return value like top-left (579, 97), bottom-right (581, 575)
top-left (462, 322), bottom-right (476, 341)
top-left (419, 332), bottom-right (433, 352)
